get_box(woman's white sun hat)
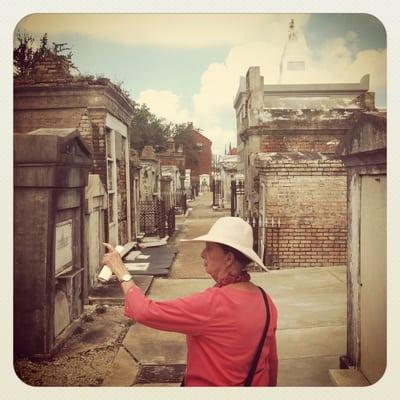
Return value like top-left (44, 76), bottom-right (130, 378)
top-left (182, 216), bottom-right (269, 271)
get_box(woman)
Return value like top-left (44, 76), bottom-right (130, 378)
top-left (102, 216), bottom-right (278, 386)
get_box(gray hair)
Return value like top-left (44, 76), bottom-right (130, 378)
top-left (219, 243), bottom-right (251, 268)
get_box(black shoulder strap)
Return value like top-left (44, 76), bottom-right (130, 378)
top-left (244, 286), bottom-right (270, 386)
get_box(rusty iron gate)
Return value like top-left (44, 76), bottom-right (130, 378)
top-left (139, 199), bottom-right (166, 238)
top-left (140, 196), bottom-right (179, 238)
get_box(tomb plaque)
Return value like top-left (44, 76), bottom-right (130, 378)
top-left (55, 219), bottom-right (73, 275)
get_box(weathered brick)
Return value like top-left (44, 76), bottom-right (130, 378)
top-left (260, 164), bottom-right (347, 268)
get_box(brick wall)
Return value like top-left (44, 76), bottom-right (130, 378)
top-left (14, 99), bottom-right (129, 245)
top-left (261, 134), bottom-right (340, 153)
top-left (31, 52), bottom-right (72, 82)
top-left (77, 110), bottom-right (93, 150)
top-left (187, 131), bottom-right (212, 177)
top-left (159, 155), bottom-right (185, 171)
top-left (14, 108), bottom-right (88, 135)
top-left (89, 112), bottom-right (107, 185)
top-left (14, 71), bottom-right (134, 245)
top-left (259, 156), bottom-right (347, 268)
top-left (89, 112), bottom-right (130, 244)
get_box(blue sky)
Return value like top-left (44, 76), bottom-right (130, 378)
top-left (306, 14), bottom-right (386, 51)
top-left (64, 35), bottom-right (230, 111)
top-left (15, 14), bottom-right (386, 155)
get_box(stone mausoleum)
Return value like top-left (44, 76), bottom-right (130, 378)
top-left (14, 128), bottom-right (91, 358)
top-left (14, 52), bottom-right (135, 247)
top-left (234, 66), bottom-right (376, 268)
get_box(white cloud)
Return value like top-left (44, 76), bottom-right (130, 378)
top-left (137, 90), bottom-right (190, 123)
top-left (192, 30), bottom-right (386, 142)
top-left (18, 14), bottom-right (385, 154)
top-left (304, 37), bottom-right (386, 98)
top-left (17, 14), bottom-right (311, 48)
top-left (137, 26), bottom-right (386, 156)
top-left (201, 127), bottom-right (236, 156)
top-left (137, 88), bottom-right (234, 155)
top-left (350, 48), bottom-right (386, 95)
top-left (195, 30), bottom-right (384, 154)
top-left (192, 41), bottom-right (285, 128)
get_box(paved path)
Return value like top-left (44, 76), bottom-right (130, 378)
top-left (103, 193), bottom-right (347, 387)
top-left (170, 192), bottom-right (229, 278)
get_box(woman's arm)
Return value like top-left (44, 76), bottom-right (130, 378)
top-left (102, 243), bottom-right (215, 335)
top-left (123, 284), bottom-right (214, 335)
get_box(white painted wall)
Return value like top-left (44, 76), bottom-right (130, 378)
top-left (360, 175), bottom-right (387, 384)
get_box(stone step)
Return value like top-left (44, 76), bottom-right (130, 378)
top-left (329, 368), bottom-right (370, 386)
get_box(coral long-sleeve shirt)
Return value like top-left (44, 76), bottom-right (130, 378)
top-left (124, 284), bottom-right (278, 386)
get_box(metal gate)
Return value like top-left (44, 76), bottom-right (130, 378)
top-left (161, 190), bottom-right (186, 215)
top-left (140, 197), bottom-right (178, 238)
top-left (139, 199), bottom-right (166, 237)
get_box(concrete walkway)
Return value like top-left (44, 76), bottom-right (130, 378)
top-left (170, 192), bottom-right (229, 278)
top-left (103, 193), bottom-right (347, 387)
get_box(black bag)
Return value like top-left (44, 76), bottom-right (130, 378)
top-left (243, 287), bottom-right (270, 386)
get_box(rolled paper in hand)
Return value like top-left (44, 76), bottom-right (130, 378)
top-left (98, 245), bottom-right (124, 282)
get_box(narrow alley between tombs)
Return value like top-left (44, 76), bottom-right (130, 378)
top-left (12, 15), bottom-right (387, 390)
top-left (15, 192), bottom-right (347, 387)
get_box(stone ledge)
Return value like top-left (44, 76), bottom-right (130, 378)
top-left (329, 368), bottom-right (370, 386)
top-left (102, 347), bottom-right (139, 387)
top-left (134, 383), bottom-right (181, 386)
top-left (135, 364), bottom-right (185, 384)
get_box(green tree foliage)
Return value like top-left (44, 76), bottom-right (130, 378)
top-left (129, 104), bottom-right (171, 154)
top-left (14, 32), bottom-right (48, 78)
top-left (13, 32), bottom-right (77, 79)
top-left (129, 108), bottom-right (201, 167)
